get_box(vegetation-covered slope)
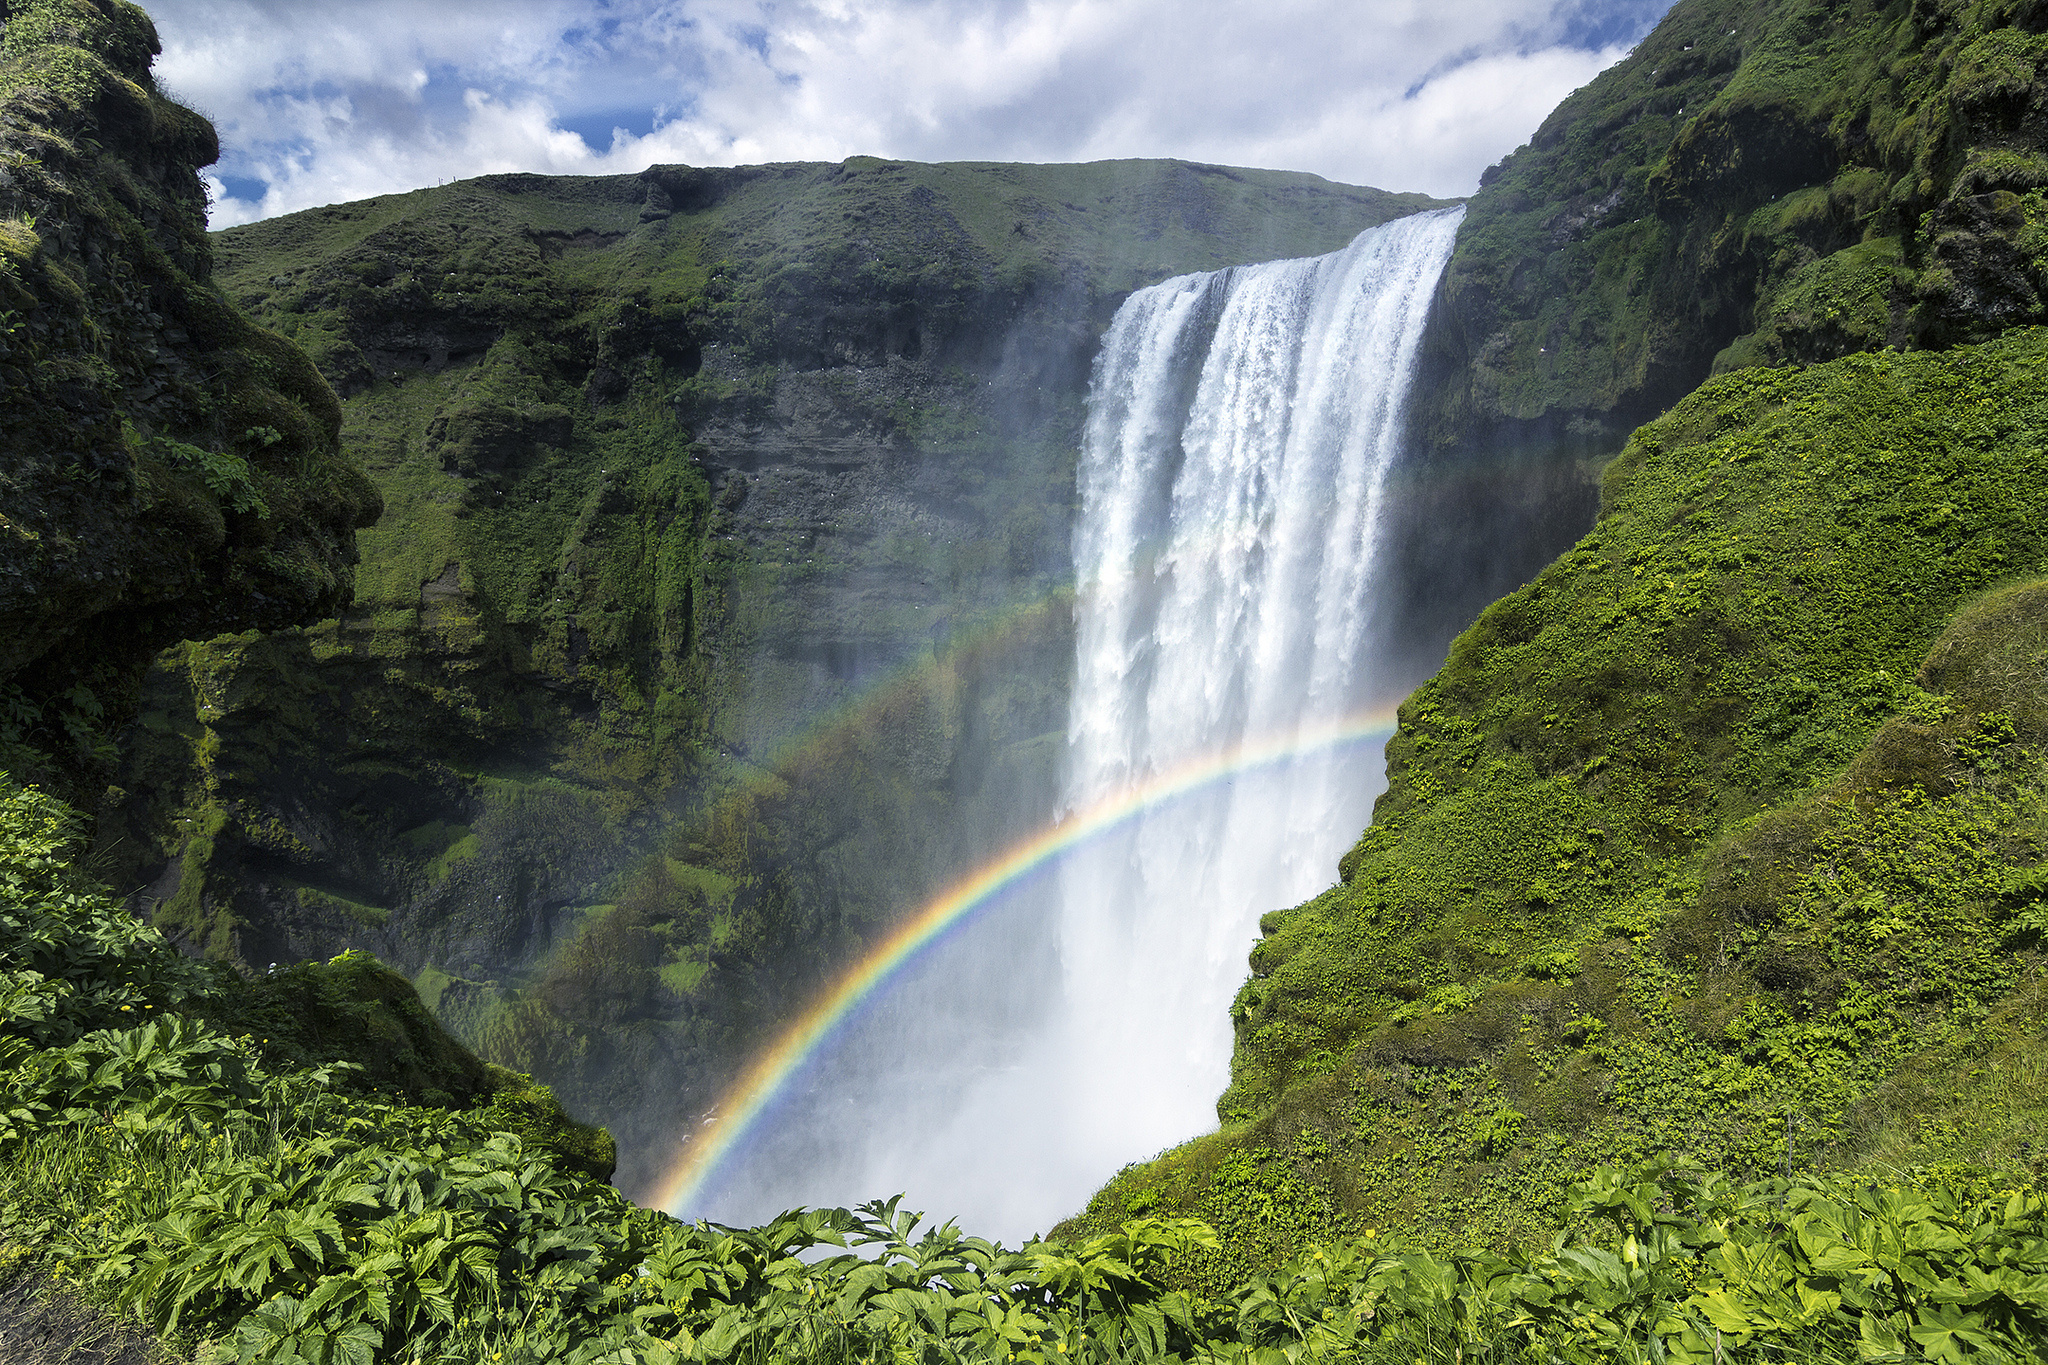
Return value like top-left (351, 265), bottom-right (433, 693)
top-left (1425, 0), bottom-right (2048, 447)
top-left (0, 0), bottom-right (379, 801)
top-left (1069, 325), bottom-right (2048, 1290)
top-left (101, 154), bottom-right (1442, 1193)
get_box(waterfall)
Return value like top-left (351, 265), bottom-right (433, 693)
top-left (1045, 205), bottom-right (1465, 1174)
top-left (693, 206), bottom-right (1463, 1239)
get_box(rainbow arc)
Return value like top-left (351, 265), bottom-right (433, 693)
top-left (648, 705), bottom-right (1400, 1218)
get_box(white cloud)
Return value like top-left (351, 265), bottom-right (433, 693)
top-left (141, 0), bottom-right (1670, 227)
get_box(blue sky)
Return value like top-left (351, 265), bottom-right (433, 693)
top-left (142, 0), bottom-right (1674, 227)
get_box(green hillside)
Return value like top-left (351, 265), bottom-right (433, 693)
top-left (1068, 0), bottom-right (2048, 1287)
top-left (1421, 0), bottom-right (2048, 449)
top-left (9, 0), bottom-right (2048, 1358)
top-left (8, 767), bottom-right (2046, 1365)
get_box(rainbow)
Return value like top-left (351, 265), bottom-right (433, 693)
top-left (647, 704), bottom-right (1403, 1218)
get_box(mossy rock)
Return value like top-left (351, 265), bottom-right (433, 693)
top-left (200, 948), bottom-right (491, 1106)
top-left (0, 0), bottom-right (379, 801)
top-left (1416, 0), bottom-right (2048, 458)
top-left (475, 1064), bottom-right (619, 1184)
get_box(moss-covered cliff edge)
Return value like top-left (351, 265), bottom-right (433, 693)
top-left (0, 12), bottom-right (617, 1352)
top-left (0, 0), bottom-right (378, 802)
top-left (1383, 0), bottom-right (2048, 667)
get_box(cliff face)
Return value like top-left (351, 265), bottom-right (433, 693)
top-left (0, 0), bottom-right (379, 798)
top-left (101, 157), bottom-right (1444, 1188)
top-left (1381, 0), bottom-right (2048, 670)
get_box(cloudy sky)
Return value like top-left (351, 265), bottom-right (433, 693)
top-left (142, 0), bottom-right (1673, 229)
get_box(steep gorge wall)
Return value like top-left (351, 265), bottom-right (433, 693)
top-left (0, 0), bottom-right (378, 801)
top-left (107, 157), bottom-right (1444, 1189)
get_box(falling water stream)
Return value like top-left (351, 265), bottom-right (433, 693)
top-left (693, 206), bottom-right (1465, 1239)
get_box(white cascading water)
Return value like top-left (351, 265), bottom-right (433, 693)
top-left (1038, 206), bottom-right (1464, 1188)
top-left (699, 206), bottom-right (1463, 1239)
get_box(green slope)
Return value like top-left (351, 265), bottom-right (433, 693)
top-left (8, 764), bottom-right (2048, 1365)
top-left (1070, 0), bottom-right (2048, 1283)
top-left (1421, 0), bottom-right (2048, 448)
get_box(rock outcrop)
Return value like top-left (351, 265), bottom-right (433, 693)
top-left (0, 0), bottom-right (379, 798)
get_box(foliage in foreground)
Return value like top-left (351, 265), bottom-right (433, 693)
top-left (4, 772), bottom-right (2046, 1362)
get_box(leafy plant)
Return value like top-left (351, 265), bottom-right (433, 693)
top-left (138, 426), bottom-right (271, 517)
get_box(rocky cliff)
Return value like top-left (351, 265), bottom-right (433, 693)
top-left (0, 0), bottom-right (378, 801)
top-left (100, 156), bottom-right (1444, 1190)
top-left (1381, 0), bottom-right (2048, 673)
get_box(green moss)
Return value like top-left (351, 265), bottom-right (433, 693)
top-left (1947, 26), bottom-right (2048, 113)
top-left (401, 819), bottom-right (480, 883)
top-left (194, 948), bottom-right (493, 1106)
top-left (294, 883), bottom-right (390, 928)
top-left (1727, 235), bottom-right (1907, 368)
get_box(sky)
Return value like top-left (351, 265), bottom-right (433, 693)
top-left (142, 0), bottom-right (1676, 229)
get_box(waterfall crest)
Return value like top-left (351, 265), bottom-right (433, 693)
top-left (694, 206), bottom-right (1463, 1239)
